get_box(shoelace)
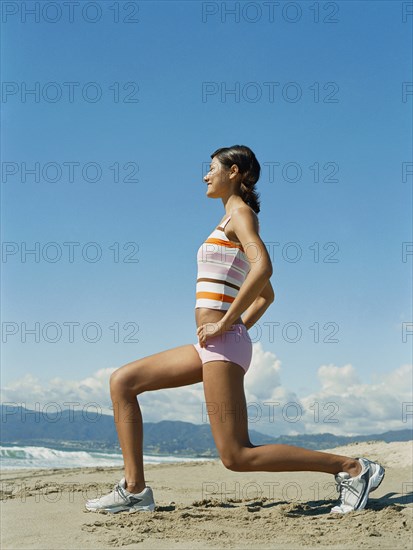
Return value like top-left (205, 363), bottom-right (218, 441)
top-left (335, 477), bottom-right (360, 504)
top-left (113, 482), bottom-right (128, 503)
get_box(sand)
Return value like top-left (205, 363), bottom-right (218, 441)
top-left (1, 440), bottom-right (412, 549)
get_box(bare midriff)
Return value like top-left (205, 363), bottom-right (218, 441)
top-left (195, 307), bottom-right (244, 330)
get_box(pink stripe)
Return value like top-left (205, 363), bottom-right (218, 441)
top-left (199, 249), bottom-right (238, 261)
top-left (198, 263), bottom-right (245, 283)
top-left (232, 256), bottom-right (250, 272)
top-left (198, 250), bottom-right (249, 272)
top-left (226, 266), bottom-right (248, 281)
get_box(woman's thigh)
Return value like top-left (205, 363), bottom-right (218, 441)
top-left (202, 361), bottom-right (252, 459)
top-left (111, 344), bottom-right (203, 395)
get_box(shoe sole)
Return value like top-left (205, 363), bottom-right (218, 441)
top-left (356, 462), bottom-right (385, 510)
top-left (85, 503), bottom-right (155, 513)
top-left (369, 465), bottom-right (385, 492)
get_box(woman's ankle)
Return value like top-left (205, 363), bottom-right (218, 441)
top-left (125, 480), bottom-right (146, 494)
top-left (342, 458), bottom-right (362, 478)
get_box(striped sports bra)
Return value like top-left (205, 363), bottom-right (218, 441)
top-left (195, 215), bottom-right (252, 311)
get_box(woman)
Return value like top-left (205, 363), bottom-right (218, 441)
top-left (86, 145), bottom-right (385, 515)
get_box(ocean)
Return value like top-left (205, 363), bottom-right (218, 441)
top-left (0, 444), bottom-right (216, 470)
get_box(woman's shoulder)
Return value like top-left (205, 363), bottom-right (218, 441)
top-left (231, 205), bottom-right (259, 224)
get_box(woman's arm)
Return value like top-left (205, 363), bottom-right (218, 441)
top-left (241, 279), bottom-right (275, 330)
top-left (221, 208), bottom-right (273, 330)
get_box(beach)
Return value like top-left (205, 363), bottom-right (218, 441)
top-left (1, 440), bottom-right (412, 549)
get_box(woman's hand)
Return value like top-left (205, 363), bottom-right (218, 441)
top-left (197, 320), bottom-right (229, 348)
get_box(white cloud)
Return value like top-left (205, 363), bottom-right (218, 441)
top-left (244, 342), bottom-right (282, 400)
top-left (300, 362), bottom-right (413, 436)
top-left (1, 368), bottom-right (116, 414)
top-left (1, 345), bottom-right (412, 438)
top-left (316, 363), bottom-right (360, 393)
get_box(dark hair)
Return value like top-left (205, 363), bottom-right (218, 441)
top-left (210, 145), bottom-right (261, 214)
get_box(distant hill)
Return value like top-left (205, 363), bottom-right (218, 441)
top-left (1, 405), bottom-right (411, 457)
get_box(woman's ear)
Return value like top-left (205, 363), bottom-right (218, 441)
top-left (229, 163), bottom-right (240, 179)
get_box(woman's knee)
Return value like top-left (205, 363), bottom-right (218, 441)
top-left (219, 448), bottom-right (248, 472)
top-left (109, 368), bottom-right (125, 393)
top-left (110, 365), bottom-right (140, 396)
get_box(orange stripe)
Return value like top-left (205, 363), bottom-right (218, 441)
top-left (196, 292), bottom-right (235, 303)
top-left (204, 238), bottom-right (245, 252)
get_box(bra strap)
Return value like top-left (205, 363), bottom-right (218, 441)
top-left (221, 216), bottom-right (231, 229)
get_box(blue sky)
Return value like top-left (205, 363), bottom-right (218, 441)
top-left (1, 0), bottom-right (412, 436)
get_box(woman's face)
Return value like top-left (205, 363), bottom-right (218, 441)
top-left (203, 157), bottom-right (231, 197)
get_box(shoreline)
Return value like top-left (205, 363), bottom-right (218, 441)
top-left (0, 442), bottom-right (218, 471)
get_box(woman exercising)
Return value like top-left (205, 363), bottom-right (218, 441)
top-left (86, 145), bottom-right (385, 515)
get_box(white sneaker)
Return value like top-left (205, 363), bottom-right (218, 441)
top-left (331, 457), bottom-right (385, 514)
top-left (85, 478), bottom-right (155, 513)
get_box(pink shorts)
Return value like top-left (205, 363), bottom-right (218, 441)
top-left (193, 324), bottom-right (253, 374)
